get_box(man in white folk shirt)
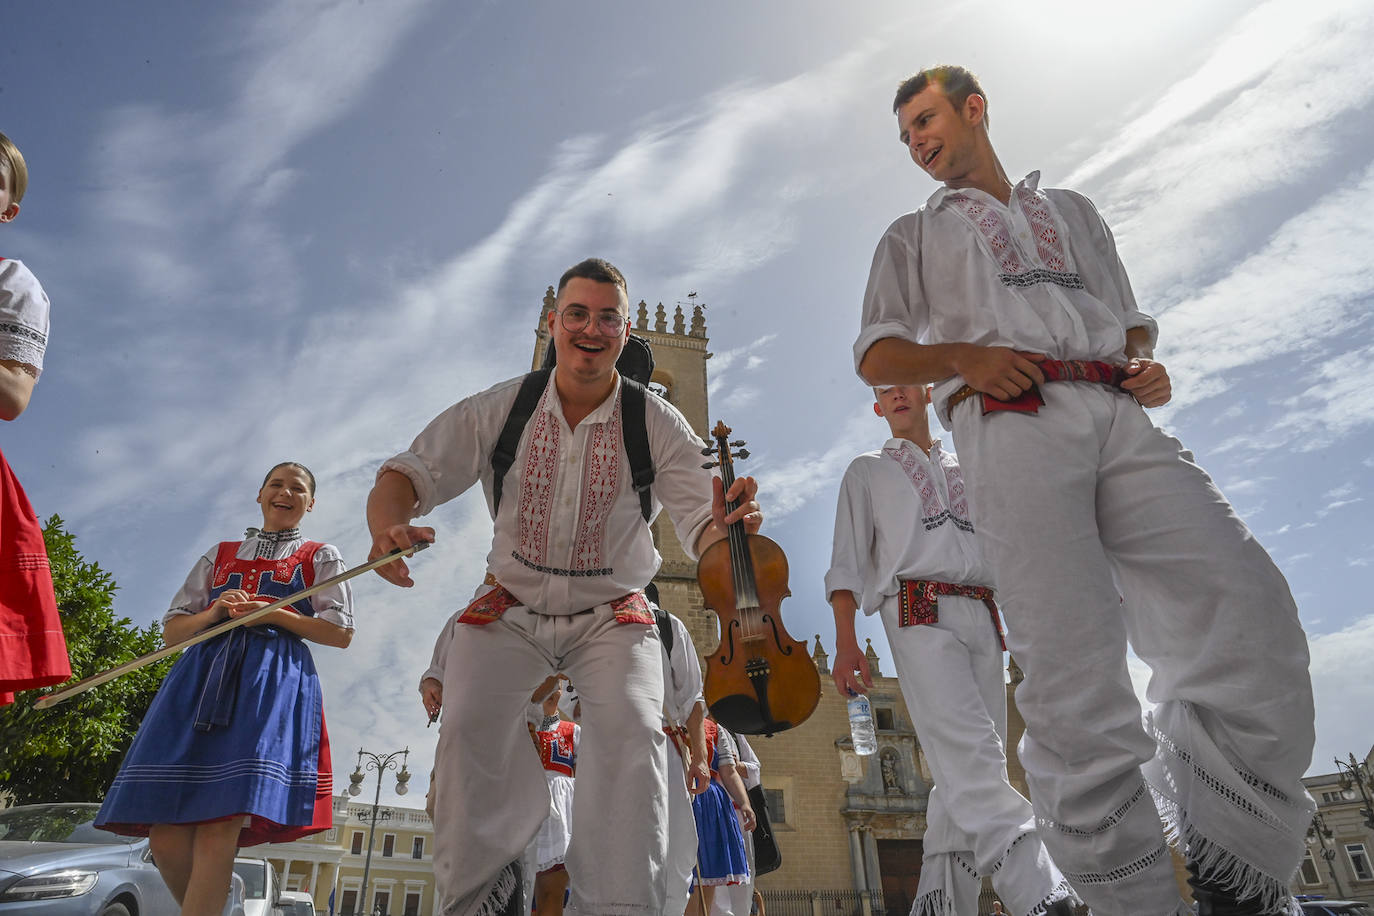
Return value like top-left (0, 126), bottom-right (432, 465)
top-left (854, 65), bottom-right (1314, 916)
top-left (366, 258), bottom-right (764, 916)
top-left (827, 383), bottom-right (1074, 916)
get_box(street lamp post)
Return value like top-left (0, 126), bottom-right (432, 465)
top-left (1307, 810), bottom-right (1347, 899)
top-left (347, 747), bottom-right (411, 916)
top-left (1335, 752), bottom-right (1374, 830)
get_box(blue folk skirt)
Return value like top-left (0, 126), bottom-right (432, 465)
top-left (95, 626), bottom-right (333, 846)
top-left (692, 780), bottom-right (749, 886)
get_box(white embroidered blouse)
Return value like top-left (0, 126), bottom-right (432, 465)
top-left (381, 372), bottom-right (716, 615)
top-left (825, 438), bottom-right (992, 618)
top-left (855, 172), bottom-right (1158, 426)
top-left (0, 259), bottom-right (50, 377)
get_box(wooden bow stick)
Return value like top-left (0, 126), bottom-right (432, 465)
top-left (34, 541), bottom-right (431, 709)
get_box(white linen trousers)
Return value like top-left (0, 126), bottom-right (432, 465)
top-left (951, 382), bottom-right (1315, 916)
top-left (432, 602), bottom-right (669, 916)
top-left (879, 594), bottom-right (1071, 916)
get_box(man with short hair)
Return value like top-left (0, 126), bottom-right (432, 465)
top-left (368, 258), bottom-right (762, 916)
top-left (854, 66), bottom-right (1315, 916)
top-left (829, 383), bottom-right (1074, 916)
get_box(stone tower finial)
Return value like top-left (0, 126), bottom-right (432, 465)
top-left (543, 285), bottom-right (556, 315)
top-left (812, 635), bottom-right (829, 675)
top-left (691, 304), bottom-right (706, 337)
top-left (636, 300), bottom-right (649, 331)
top-left (654, 303), bottom-right (667, 333)
top-left (673, 305), bottom-right (685, 335)
top-left (864, 638), bottom-right (881, 678)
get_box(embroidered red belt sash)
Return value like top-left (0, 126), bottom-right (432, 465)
top-left (899, 578), bottom-right (1005, 651)
top-left (946, 359), bottom-right (1127, 417)
top-left (456, 578), bottom-right (654, 626)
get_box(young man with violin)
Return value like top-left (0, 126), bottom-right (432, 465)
top-left (854, 66), bottom-right (1314, 916)
top-left (828, 383), bottom-right (1075, 916)
top-left (366, 258), bottom-right (762, 916)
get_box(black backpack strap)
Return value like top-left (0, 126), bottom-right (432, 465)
top-left (653, 607), bottom-right (674, 657)
top-left (492, 369), bottom-right (553, 516)
top-left (619, 379), bottom-right (656, 523)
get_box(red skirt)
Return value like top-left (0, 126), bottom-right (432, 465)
top-left (0, 447), bottom-right (69, 705)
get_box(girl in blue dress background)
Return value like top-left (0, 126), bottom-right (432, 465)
top-left (687, 716), bottom-right (756, 916)
top-left (97, 462), bottom-right (353, 916)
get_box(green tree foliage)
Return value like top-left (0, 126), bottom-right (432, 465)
top-left (0, 515), bottom-right (175, 804)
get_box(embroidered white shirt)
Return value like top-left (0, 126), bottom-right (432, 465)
top-left (164, 532), bottom-right (354, 629)
top-left (825, 438), bottom-right (991, 617)
top-left (0, 259), bottom-right (50, 377)
top-left (381, 372), bottom-right (716, 615)
top-left (855, 171), bottom-right (1158, 426)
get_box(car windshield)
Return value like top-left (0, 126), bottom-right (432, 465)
top-left (0, 804), bottom-right (131, 844)
top-left (232, 862), bottom-right (267, 899)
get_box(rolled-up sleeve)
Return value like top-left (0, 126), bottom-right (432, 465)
top-left (647, 399), bottom-right (716, 561)
top-left (824, 460), bottom-right (874, 612)
top-left (1075, 192), bottom-right (1158, 348)
top-left (854, 215), bottom-right (928, 378)
top-left (378, 387), bottom-right (506, 517)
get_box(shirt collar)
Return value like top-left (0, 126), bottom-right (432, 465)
top-left (928, 170), bottom-right (1041, 210)
top-left (882, 437), bottom-right (934, 463)
top-left (540, 370), bottom-right (623, 426)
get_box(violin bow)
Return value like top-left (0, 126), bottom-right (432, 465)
top-left (33, 541), bottom-right (431, 710)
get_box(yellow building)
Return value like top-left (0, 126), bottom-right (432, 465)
top-left (1293, 748), bottom-right (1374, 903)
top-left (262, 793), bottom-right (436, 916)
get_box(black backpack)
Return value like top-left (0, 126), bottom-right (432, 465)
top-left (492, 334), bottom-right (657, 522)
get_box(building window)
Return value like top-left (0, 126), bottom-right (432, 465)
top-left (373, 891), bottom-right (391, 916)
top-left (648, 381), bottom-right (671, 402)
top-left (350, 831), bottom-right (364, 855)
top-left (1321, 790), bottom-right (1343, 804)
top-left (762, 788), bottom-right (786, 825)
top-left (382, 834), bottom-right (396, 857)
top-left (404, 893), bottom-right (422, 916)
top-left (340, 890), bottom-right (358, 916)
top-left (1299, 853), bottom-right (1321, 885)
top-left (1346, 844), bottom-right (1372, 881)
top-left (412, 836), bottom-right (425, 859)
top-left (874, 707), bottom-right (895, 731)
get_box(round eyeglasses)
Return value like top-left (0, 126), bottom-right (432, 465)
top-left (557, 306), bottom-right (628, 337)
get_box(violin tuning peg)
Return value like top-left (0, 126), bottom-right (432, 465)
top-left (700, 446), bottom-right (715, 456)
top-left (735, 449), bottom-right (750, 460)
top-left (701, 461), bottom-right (718, 470)
top-left (729, 440), bottom-right (746, 447)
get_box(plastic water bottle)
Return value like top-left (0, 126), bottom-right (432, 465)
top-left (847, 691), bottom-right (877, 755)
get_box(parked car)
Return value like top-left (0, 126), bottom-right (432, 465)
top-left (1298, 900), bottom-right (1374, 916)
top-left (231, 857), bottom-right (280, 916)
top-left (0, 803), bottom-right (178, 916)
top-left (275, 890), bottom-right (315, 916)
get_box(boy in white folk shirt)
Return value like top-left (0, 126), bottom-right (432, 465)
top-left (828, 383), bottom-right (1074, 916)
top-left (855, 65), bottom-right (1314, 916)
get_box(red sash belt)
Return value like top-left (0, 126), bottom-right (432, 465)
top-left (946, 359), bottom-right (1127, 416)
top-left (456, 579), bottom-right (653, 626)
top-left (899, 579), bottom-right (1005, 651)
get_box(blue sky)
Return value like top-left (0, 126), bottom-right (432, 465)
top-left (3, 0), bottom-right (1370, 804)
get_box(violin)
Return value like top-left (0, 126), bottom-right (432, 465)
top-left (698, 422), bottom-right (820, 736)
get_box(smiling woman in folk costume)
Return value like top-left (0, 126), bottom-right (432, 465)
top-left (96, 462), bottom-right (354, 916)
